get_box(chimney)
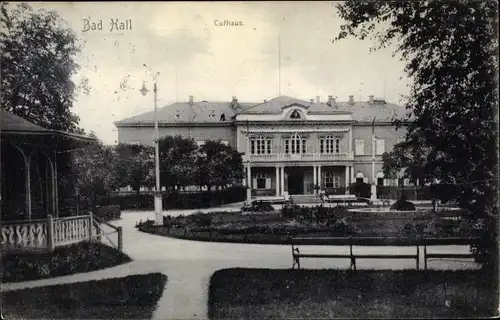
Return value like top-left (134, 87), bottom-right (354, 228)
top-left (263, 99), bottom-right (267, 103)
top-left (310, 98), bottom-right (314, 103)
top-left (327, 95), bottom-right (336, 106)
top-left (231, 96), bottom-right (238, 108)
top-left (316, 96), bottom-right (320, 104)
top-left (349, 95), bottom-right (354, 104)
top-left (189, 95), bottom-right (194, 105)
top-left (369, 95), bottom-right (374, 104)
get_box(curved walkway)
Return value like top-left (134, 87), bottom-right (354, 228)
top-left (2, 209), bottom-right (479, 320)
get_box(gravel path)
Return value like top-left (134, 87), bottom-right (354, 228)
top-left (2, 209), bottom-right (479, 320)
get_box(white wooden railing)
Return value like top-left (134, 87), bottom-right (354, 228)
top-left (0, 213), bottom-right (120, 253)
top-left (53, 215), bottom-right (92, 247)
top-left (0, 219), bottom-right (48, 251)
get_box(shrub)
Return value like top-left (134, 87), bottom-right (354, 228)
top-left (243, 201), bottom-right (275, 213)
top-left (95, 205), bottom-right (121, 221)
top-left (349, 182), bottom-right (371, 198)
top-left (399, 222), bottom-right (416, 236)
top-left (1, 242), bottom-right (131, 283)
top-left (470, 214), bottom-right (498, 272)
top-left (282, 204), bottom-right (348, 226)
top-left (188, 212), bottom-right (213, 227)
top-left (136, 219), bottom-right (155, 228)
top-left (390, 193), bottom-right (416, 211)
top-left (104, 187), bottom-right (247, 210)
top-left (331, 218), bottom-right (357, 236)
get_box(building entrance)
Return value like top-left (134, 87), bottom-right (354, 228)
top-left (287, 170), bottom-right (304, 194)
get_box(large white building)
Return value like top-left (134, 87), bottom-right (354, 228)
top-left (115, 95), bottom-right (408, 198)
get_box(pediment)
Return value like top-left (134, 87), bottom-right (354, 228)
top-left (282, 103), bottom-right (310, 111)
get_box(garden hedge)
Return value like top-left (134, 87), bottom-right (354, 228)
top-left (103, 186), bottom-right (246, 210)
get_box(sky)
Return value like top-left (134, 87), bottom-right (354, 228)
top-left (27, 1), bottom-right (411, 144)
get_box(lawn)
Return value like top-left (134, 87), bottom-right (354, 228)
top-left (1, 241), bottom-right (132, 283)
top-left (208, 268), bottom-right (498, 319)
top-left (1, 273), bottom-right (167, 319)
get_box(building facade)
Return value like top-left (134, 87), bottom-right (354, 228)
top-left (115, 95), bottom-right (408, 197)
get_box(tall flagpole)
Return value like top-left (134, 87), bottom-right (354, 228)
top-left (278, 36), bottom-right (281, 96)
top-left (176, 66), bottom-right (179, 102)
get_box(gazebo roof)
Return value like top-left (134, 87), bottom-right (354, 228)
top-left (0, 109), bottom-right (97, 151)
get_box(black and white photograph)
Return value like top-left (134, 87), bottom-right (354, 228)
top-left (1, 1), bottom-right (498, 319)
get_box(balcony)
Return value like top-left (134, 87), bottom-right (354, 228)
top-left (243, 152), bottom-right (354, 163)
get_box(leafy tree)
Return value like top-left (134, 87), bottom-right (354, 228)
top-left (115, 144), bottom-right (154, 194)
top-left (0, 2), bottom-right (83, 133)
top-left (69, 138), bottom-right (120, 211)
top-left (335, 1), bottom-right (498, 269)
top-left (158, 135), bottom-right (198, 192)
top-left (195, 140), bottom-right (244, 191)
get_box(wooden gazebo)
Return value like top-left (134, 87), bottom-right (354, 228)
top-left (1, 110), bottom-right (100, 252)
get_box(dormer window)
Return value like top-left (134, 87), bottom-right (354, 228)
top-left (290, 110), bottom-right (301, 119)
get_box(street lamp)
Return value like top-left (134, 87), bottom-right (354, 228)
top-left (140, 74), bottom-right (163, 225)
top-left (371, 116), bottom-right (377, 201)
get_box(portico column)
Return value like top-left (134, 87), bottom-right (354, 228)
top-left (275, 165), bottom-right (280, 196)
top-left (280, 166), bottom-right (285, 196)
top-left (313, 165), bottom-right (317, 194)
top-left (246, 164), bottom-right (252, 203)
top-left (350, 166), bottom-right (355, 185)
top-left (317, 165), bottom-right (322, 190)
top-left (345, 166), bottom-right (349, 195)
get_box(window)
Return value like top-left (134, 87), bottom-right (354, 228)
top-left (285, 133), bottom-right (306, 154)
top-left (221, 140), bottom-right (229, 146)
top-left (290, 110), bottom-right (301, 119)
top-left (323, 172), bottom-right (341, 188)
top-left (376, 172), bottom-right (385, 186)
top-left (256, 173), bottom-right (266, 189)
top-left (376, 138), bottom-right (385, 155)
top-left (397, 138), bottom-right (405, 144)
top-left (355, 172), bottom-right (366, 184)
top-left (250, 136), bottom-right (272, 154)
top-left (196, 140), bottom-right (205, 147)
top-left (384, 179), bottom-right (398, 187)
top-left (355, 139), bottom-right (364, 155)
top-left (320, 135), bottom-right (340, 154)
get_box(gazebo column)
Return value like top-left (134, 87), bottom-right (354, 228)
top-left (11, 143), bottom-right (33, 219)
top-left (24, 152), bottom-right (33, 219)
top-left (53, 150), bottom-right (59, 217)
top-left (47, 155), bottom-right (56, 217)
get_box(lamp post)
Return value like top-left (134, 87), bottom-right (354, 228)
top-left (140, 73), bottom-right (163, 225)
top-left (371, 116), bottom-right (377, 201)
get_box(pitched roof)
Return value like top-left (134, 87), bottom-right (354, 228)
top-left (240, 96), bottom-right (408, 122)
top-left (0, 109), bottom-right (50, 132)
top-left (115, 101), bottom-right (258, 125)
top-left (115, 95), bottom-right (409, 125)
top-left (1, 109), bottom-right (97, 150)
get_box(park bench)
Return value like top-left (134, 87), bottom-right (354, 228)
top-left (422, 242), bottom-right (477, 270)
top-left (290, 237), bottom-right (420, 271)
top-left (289, 237), bottom-right (480, 271)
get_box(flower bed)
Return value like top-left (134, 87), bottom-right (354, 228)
top-left (1, 241), bottom-right (131, 283)
top-left (138, 205), bottom-right (475, 244)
